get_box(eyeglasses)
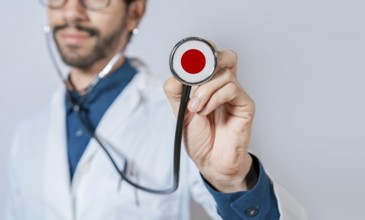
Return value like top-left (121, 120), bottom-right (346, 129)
top-left (40, 0), bottom-right (111, 10)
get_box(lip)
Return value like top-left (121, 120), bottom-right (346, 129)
top-left (58, 29), bottom-right (93, 45)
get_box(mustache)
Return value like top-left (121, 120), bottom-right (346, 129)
top-left (53, 22), bottom-right (99, 36)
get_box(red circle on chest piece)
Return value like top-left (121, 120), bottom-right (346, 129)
top-left (181, 49), bottom-right (206, 74)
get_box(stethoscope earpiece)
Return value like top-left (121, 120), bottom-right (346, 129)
top-left (44, 25), bottom-right (51, 34)
top-left (169, 37), bottom-right (218, 86)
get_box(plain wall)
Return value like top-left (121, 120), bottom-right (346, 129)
top-left (1, 0), bottom-right (364, 219)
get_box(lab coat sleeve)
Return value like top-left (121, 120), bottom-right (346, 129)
top-left (187, 155), bottom-right (223, 220)
top-left (6, 126), bottom-right (25, 220)
top-left (270, 178), bottom-right (309, 220)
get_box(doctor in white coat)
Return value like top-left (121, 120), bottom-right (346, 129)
top-left (6, 0), bottom-right (308, 219)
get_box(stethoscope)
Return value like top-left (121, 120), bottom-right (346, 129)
top-left (44, 26), bottom-right (217, 194)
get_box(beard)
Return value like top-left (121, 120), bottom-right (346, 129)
top-left (53, 20), bottom-right (126, 69)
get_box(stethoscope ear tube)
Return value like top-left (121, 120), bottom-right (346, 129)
top-left (45, 29), bottom-right (211, 194)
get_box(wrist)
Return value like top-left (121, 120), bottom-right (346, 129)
top-left (203, 154), bottom-right (257, 193)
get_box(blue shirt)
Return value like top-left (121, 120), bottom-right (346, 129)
top-left (65, 58), bottom-right (137, 179)
top-left (65, 58), bottom-right (280, 219)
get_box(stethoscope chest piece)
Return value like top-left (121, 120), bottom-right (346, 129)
top-left (170, 37), bottom-right (218, 86)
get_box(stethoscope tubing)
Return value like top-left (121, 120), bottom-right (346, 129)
top-left (45, 26), bottom-right (189, 194)
top-left (68, 85), bottom-right (190, 194)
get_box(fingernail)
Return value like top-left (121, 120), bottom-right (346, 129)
top-left (188, 97), bottom-right (200, 112)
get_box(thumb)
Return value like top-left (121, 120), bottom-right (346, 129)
top-left (163, 77), bottom-right (184, 117)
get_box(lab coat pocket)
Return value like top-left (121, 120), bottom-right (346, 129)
top-left (119, 181), bottom-right (179, 220)
top-left (100, 176), bottom-right (180, 220)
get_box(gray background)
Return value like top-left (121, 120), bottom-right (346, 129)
top-left (1, 0), bottom-right (364, 219)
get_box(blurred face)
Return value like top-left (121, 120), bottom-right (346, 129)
top-left (48, 0), bottom-right (131, 69)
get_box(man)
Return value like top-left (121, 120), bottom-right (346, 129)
top-left (6, 0), bottom-right (307, 219)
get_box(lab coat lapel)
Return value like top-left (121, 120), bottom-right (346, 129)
top-left (74, 71), bottom-right (142, 217)
top-left (43, 86), bottom-right (73, 220)
top-left (77, 71), bottom-right (142, 165)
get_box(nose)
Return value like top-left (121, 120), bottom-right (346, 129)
top-left (63, 0), bottom-right (88, 23)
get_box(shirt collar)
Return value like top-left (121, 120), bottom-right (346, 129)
top-left (65, 58), bottom-right (137, 113)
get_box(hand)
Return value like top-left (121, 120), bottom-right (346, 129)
top-left (164, 44), bottom-right (256, 193)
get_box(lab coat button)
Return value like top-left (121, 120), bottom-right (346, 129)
top-left (245, 207), bottom-right (259, 217)
top-left (75, 129), bottom-right (83, 137)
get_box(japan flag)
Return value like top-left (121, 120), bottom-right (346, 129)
top-left (170, 37), bottom-right (218, 85)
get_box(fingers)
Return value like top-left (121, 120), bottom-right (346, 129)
top-left (217, 49), bottom-right (238, 72)
top-left (188, 68), bottom-right (237, 112)
top-left (198, 82), bottom-right (239, 116)
top-left (188, 48), bottom-right (243, 115)
top-left (165, 45), bottom-right (252, 119)
top-left (208, 40), bottom-right (237, 71)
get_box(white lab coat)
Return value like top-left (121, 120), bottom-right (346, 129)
top-left (6, 59), bottom-right (308, 220)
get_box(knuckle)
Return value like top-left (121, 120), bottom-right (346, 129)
top-left (163, 79), bottom-right (172, 93)
top-left (214, 94), bottom-right (225, 107)
top-left (163, 77), bottom-right (175, 93)
top-left (196, 87), bottom-right (209, 100)
top-left (245, 98), bottom-right (256, 120)
top-left (250, 99), bottom-right (256, 114)
top-left (218, 69), bottom-right (235, 83)
top-left (245, 111), bottom-right (255, 122)
top-left (227, 49), bottom-right (238, 62)
top-left (210, 98), bottom-right (220, 108)
top-left (163, 78), bottom-right (182, 100)
top-left (228, 70), bottom-right (236, 81)
top-left (227, 82), bottom-right (239, 94)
